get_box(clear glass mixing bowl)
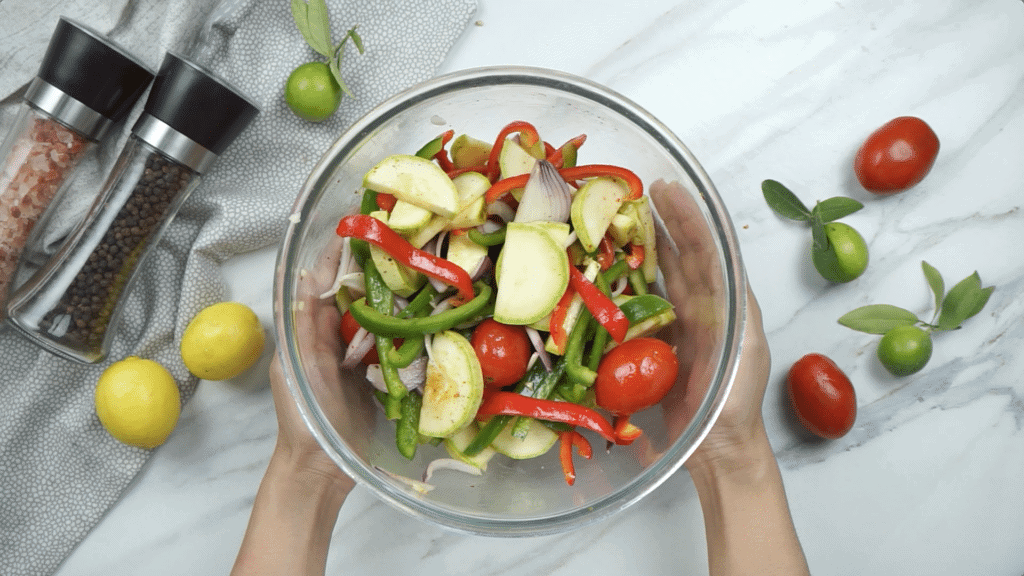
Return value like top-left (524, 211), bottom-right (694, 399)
top-left (274, 66), bottom-right (747, 536)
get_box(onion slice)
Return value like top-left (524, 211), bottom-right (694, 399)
top-left (319, 237), bottom-right (355, 298)
top-left (374, 466), bottom-right (435, 494)
top-left (525, 326), bottom-right (552, 371)
top-left (342, 327), bottom-right (375, 369)
top-left (423, 458), bottom-right (483, 482)
top-left (514, 159), bottom-right (572, 224)
top-left (364, 356), bottom-right (428, 392)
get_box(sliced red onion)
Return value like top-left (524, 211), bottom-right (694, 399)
top-left (339, 273), bottom-right (366, 297)
top-left (486, 199), bottom-right (516, 222)
top-left (342, 327), bottom-right (374, 369)
top-left (425, 231), bottom-right (451, 293)
top-left (514, 159), bottom-right (572, 224)
top-left (525, 326), bottom-right (552, 371)
top-left (422, 458), bottom-right (483, 482)
top-left (611, 275), bottom-right (628, 297)
top-left (364, 356), bottom-right (428, 392)
top-left (319, 237), bottom-right (355, 298)
top-left (374, 466), bottom-right (435, 494)
top-left (479, 219), bottom-right (502, 234)
top-left (469, 256), bottom-right (492, 281)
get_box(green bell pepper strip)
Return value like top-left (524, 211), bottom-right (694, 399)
top-left (395, 284), bottom-right (438, 319)
top-left (510, 357), bottom-right (567, 439)
top-left (585, 273), bottom-right (615, 371)
top-left (363, 258), bottom-right (406, 407)
top-left (347, 282), bottom-right (493, 338)
top-left (618, 294), bottom-right (673, 324)
top-left (462, 414), bottom-right (513, 457)
top-left (468, 226), bottom-right (506, 247)
top-left (601, 259), bottom-right (630, 285)
top-left (416, 129), bottom-right (455, 171)
top-left (564, 309), bottom-right (598, 388)
top-left (396, 391), bottom-right (422, 459)
top-left (336, 214), bottom-right (475, 301)
top-left (627, 268), bottom-right (649, 296)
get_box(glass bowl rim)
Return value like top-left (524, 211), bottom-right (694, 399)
top-left (273, 65), bottom-right (747, 537)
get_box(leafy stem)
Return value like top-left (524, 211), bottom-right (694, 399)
top-left (291, 0), bottom-right (364, 98)
top-left (838, 261), bottom-right (994, 334)
top-left (762, 179), bottom-right (863, 256)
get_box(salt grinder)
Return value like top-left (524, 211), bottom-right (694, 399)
top-left (0, 17), bottom-right (153, 313)
top-left (6, 53), bottom-right (259, 363)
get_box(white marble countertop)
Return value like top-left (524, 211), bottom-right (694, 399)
top-left (53, 0), bottom-right (1024, 574)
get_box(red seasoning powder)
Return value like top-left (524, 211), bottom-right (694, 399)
top-left (0, 114), bottom-right (88, 307)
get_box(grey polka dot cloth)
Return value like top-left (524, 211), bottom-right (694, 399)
top-left (0, 0), bottom-right (475, 574)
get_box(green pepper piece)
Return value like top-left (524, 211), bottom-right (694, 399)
top-left (396, 391), bottom-right (422, 459)
top-left (463, 414), bottom-right (512, 457)
top-left (565, 310), bottom-right (598, 387)
top-left (347, 282), bottom-right (494, 338)
top-left (586, 273), bottom-right (614, 372)
top-left (601, 259), bottom-right (630, 284)
top-left (415, 133), bottom-right (447, 160)
top-left (627, 268), bottom-right (649, 296)
top-left (618, 294), bottom-right (674, 324)
top-left (363, 259), bottom-right (406, 402)
top-left (395, 284), bottom-right (438, 319)
top-left (468, 227), bottom-right (506, 247)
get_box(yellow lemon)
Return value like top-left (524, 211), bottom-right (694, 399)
top-left (180, 301), bottom-right (265, 381)
top-left (95, 357), bottom-right (181, 449)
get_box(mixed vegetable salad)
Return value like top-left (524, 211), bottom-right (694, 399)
top-left (328, 121), bottom-right (680, 487)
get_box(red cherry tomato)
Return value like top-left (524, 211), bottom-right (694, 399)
top-left (786, 353), bottom-right (857, 439)
top-left (594, 337), bottom-right (679, 416)
top-left (854, 116), bottom-right (939, 194)
top-left (339, 310), bottom-right (379, 365)
top-left (470, 318), bottom-right (531, 387)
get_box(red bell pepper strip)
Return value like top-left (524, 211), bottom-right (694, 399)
top-left (568, 265), bottom-right (628, 344)
top-left (375, 192), bottom-right (398, 212)
top-left (484, 173), bottom-right (530, 204)
top-left (485, 121), bottom-right (542, 181)
top-left (560, 164), bottom-right (643, 200)
top-left (546, 134), bottom-right (587, 168)
top-left (446, 165), bottom-right (488, 179)
top-left (625, 243), bottom-right (645, 270)
top-left (596, 235), bottom-right (615, 271)
top-left (485, 163), bottom-right (643, 205)
top-left (548, 284), bottom-right (576, 353)
top-left (433, 130), bottom-right (455, 172)
top-left (335, 214), bottom-right (475, 301)
top-left (558, 430), bottom-right (593, 486)
top-left (477, 392), bottom-right (619, 444)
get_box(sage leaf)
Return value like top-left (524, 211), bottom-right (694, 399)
top-left (329, 54), bottom-right (353, 99)
top-left (762, 179), bottom-right (811, 221)
top-left (291, 0), bottom-right (333, 57)
top-left (936, 272), bottom-right (993, 330)
top-left (838, 304), bottom-right (920, 334)
top-left (814, 197), bottom-right (864, 223)
top-left (921, 261), bottom-right (944, 315)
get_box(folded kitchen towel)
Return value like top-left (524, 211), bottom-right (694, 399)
top-left (0, 0), bottom-right (476, 574)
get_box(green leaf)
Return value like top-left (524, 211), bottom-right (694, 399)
top-left (347, 26), bottom-right (365, 54)
top-left (292, 0), bottom-right (334, 57)
top-left (813, 197), bottom-right (864, 223)
top-left (838, 304), bottom-right (921, 334)
top-left (810, 217), bottom-right (828, 251)
top-left (329, 52), bottom-right (354, 99)
top-left (920, 261), bottom-right (944, 315)
top-left (762, 179), bottom-right (811, 221)
top-left (936, 272), bottom-right (993, 330)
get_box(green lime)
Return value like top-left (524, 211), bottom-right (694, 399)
top-left (284, 62), bottom-right (341, 122)
top-left (812, 222), bottom-right (869, 283)
top-left (877, 325), bottom-right (932, 376)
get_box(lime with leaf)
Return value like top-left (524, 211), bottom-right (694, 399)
top-left (838, 261), bottom-right (995, 376)
top-left (762, 179), bottom-right (868, 283)
top-left (287, 0), bottom-right (364, 122)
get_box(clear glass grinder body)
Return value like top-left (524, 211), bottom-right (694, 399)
top-left (5, 53), bottom-right (259, 363)
top-left (0, 17), bottom-right (153, 314)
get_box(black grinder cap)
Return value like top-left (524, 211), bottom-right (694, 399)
top-left (141, 53), bottom-right (260, 157)
top-left (34, 17), bottom-right (154, 124)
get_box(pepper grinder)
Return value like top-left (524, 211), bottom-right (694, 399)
top-left (0, 17), bottom-right (153, 313)
top-left (6, 53), bottom-right (259, 363)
